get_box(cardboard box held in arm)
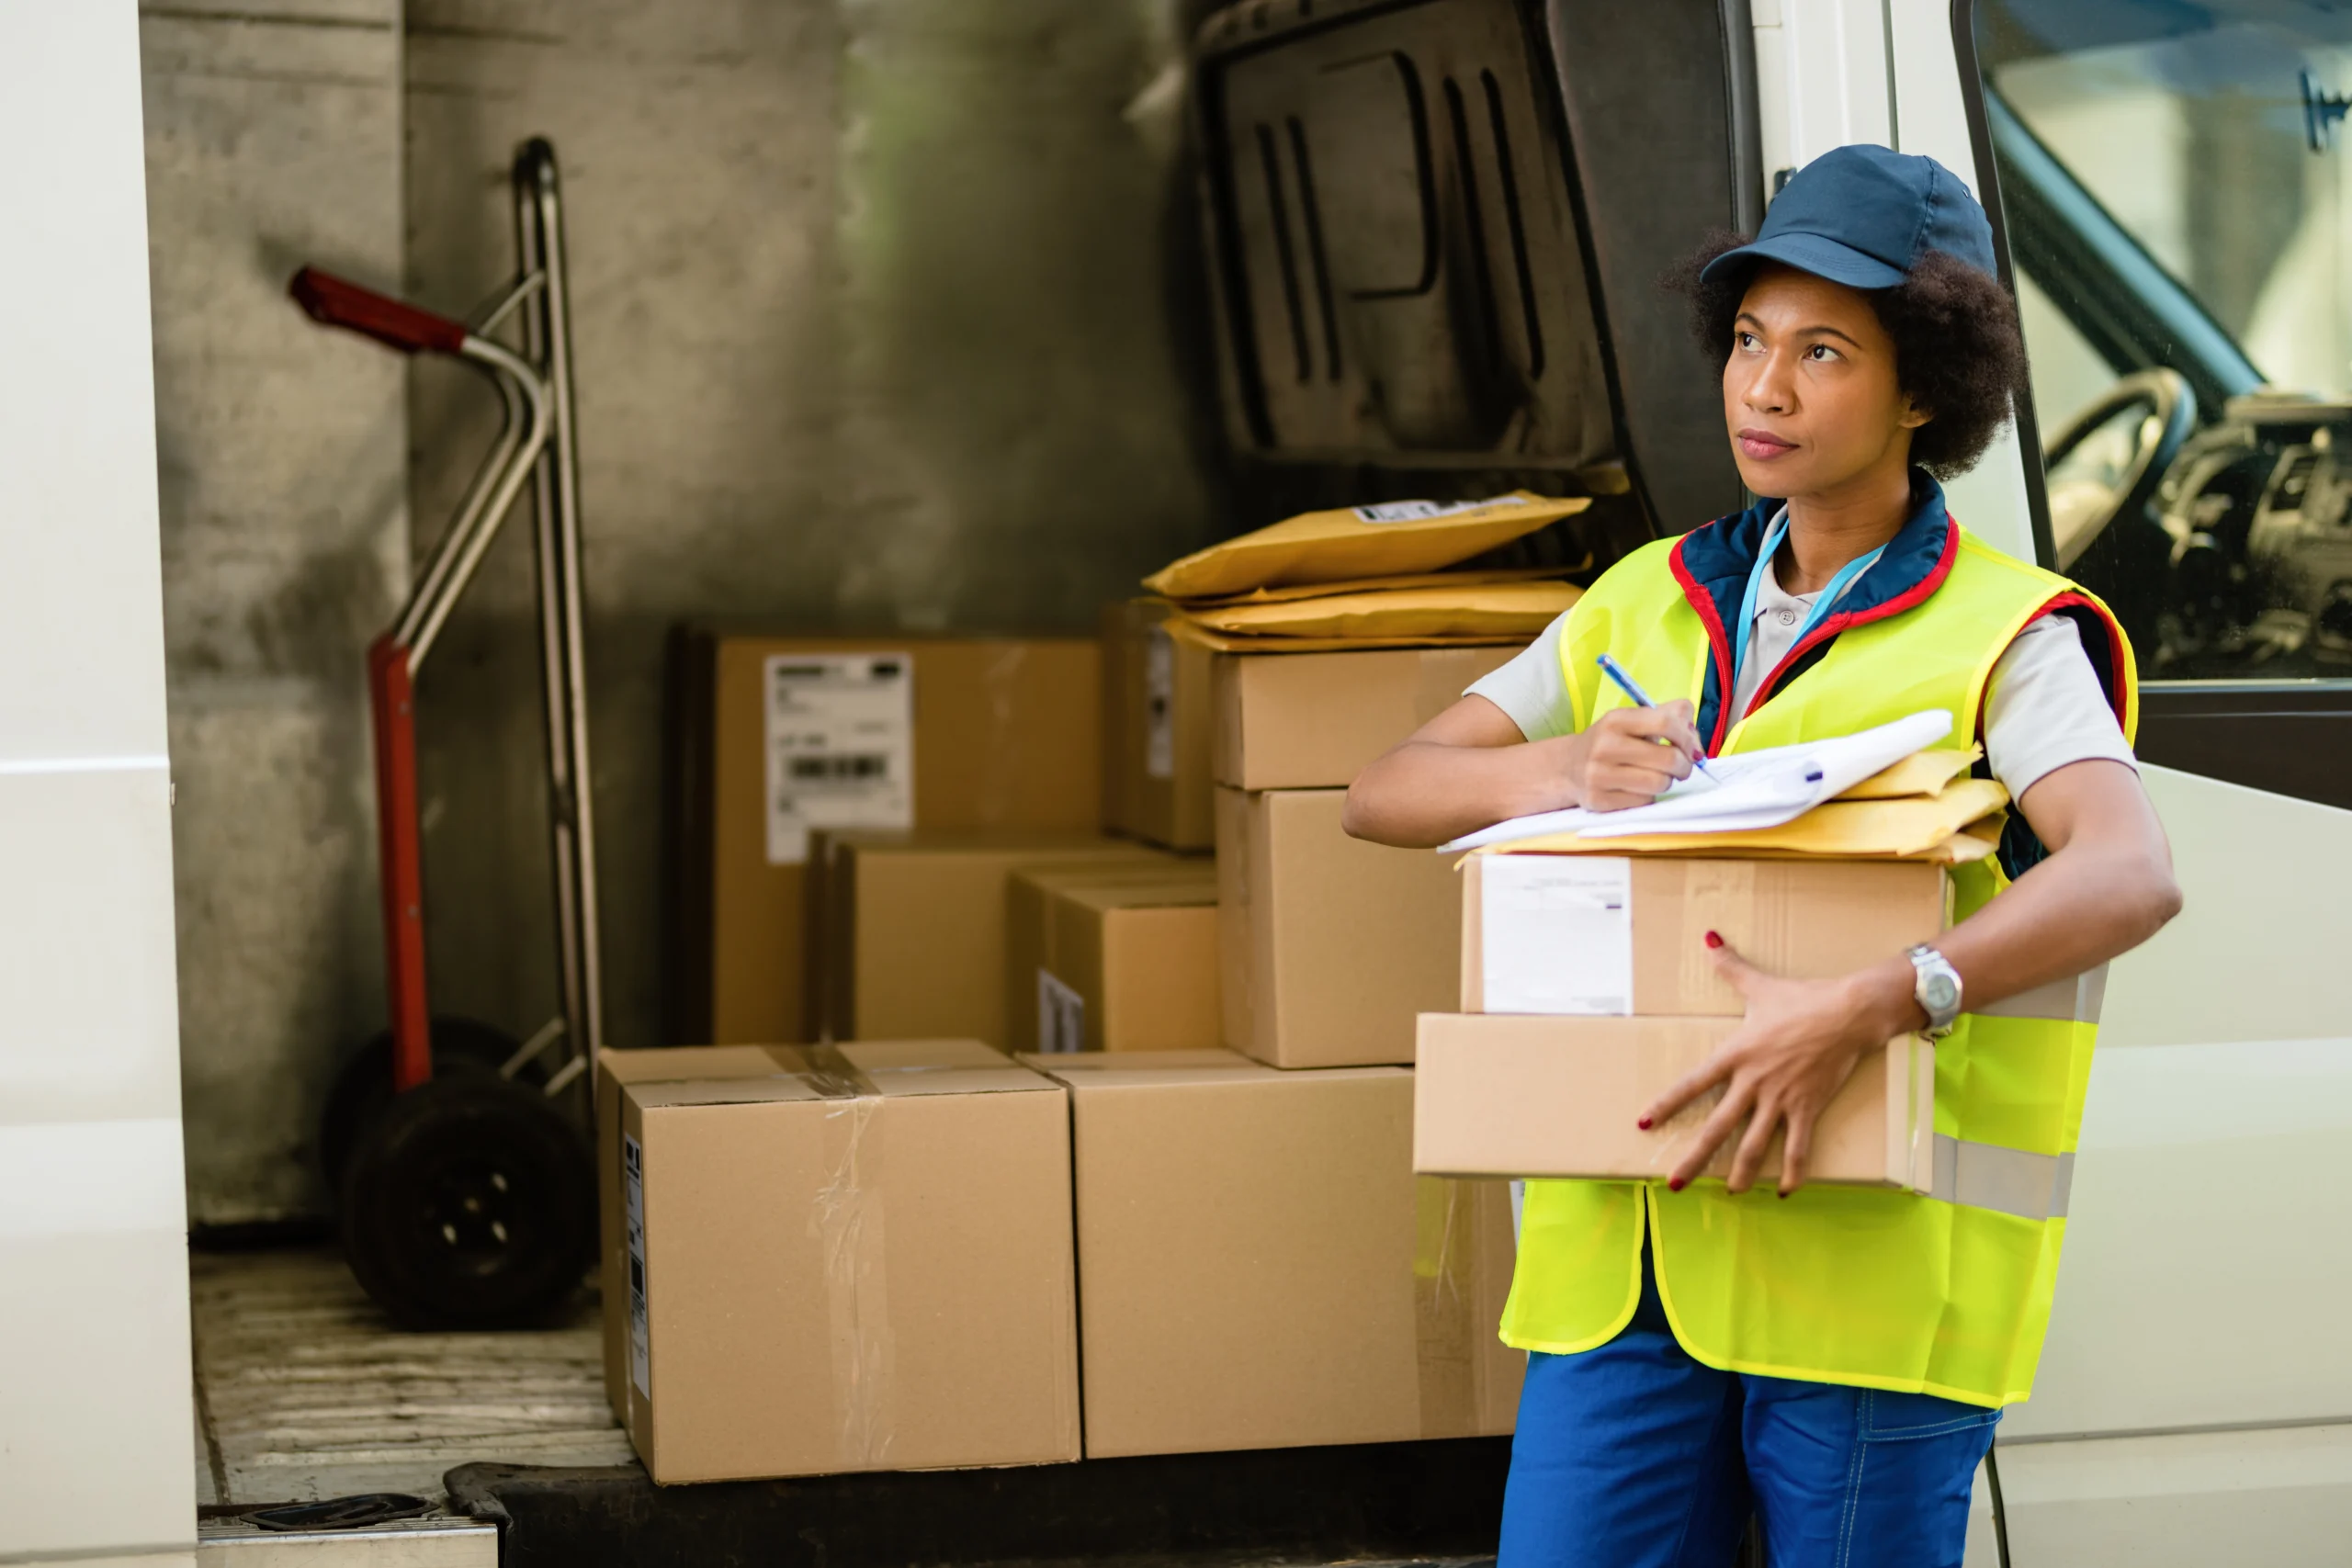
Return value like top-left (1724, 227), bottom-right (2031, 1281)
top-left (1102, 599), bottom-right (1216, 850)
top-left (1021, 1050), bottom-right (1521, 1458)
top-left (1462, 854), bottom-right (1951, 1014)
top-left (667, 630), bottom-right (1102, 1045)
top-left (616, 1040), bottom-right (1080, 1483)
top-left (1005, 862), bottom-right (1219, 1054)
top-left (1212, 646), bottom-right (1515, 790)
top-left (1414, 1013), bottom-right (1933, 1190)
top-left (1217, 787), bottom-right (1461, 1066)
top-left (808, 831), bottom-right (1175, 1045)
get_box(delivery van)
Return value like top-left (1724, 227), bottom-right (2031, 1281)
top-left (1190, 0), bottom-right (2352, 1562)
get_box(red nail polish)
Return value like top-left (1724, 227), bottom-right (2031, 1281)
top-left (1637, 1116), bottom-right (1653, 1130)
top-left (1703, 931), bottom-right (1723, 949)
top-left (1668, 1178), bottom-right (1686, 1192)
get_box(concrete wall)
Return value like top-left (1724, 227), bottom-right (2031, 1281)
top-left (155, 0), bottom-right (1221, 1219)
top-left (145, 0), bottom-right (409, 1225)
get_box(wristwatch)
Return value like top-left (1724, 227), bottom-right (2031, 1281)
top-left (1906, 945), bottom-right (1963, 1038)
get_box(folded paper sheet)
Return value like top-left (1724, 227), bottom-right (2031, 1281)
top-left (1144, 492), bottom-right (1589, 600)
top-left (1443, 711), bottom-right (1958, 852)
top-left (1471, 781), bottom-right (2010, 863)
top-left (1182, 581), bottom-right (1581, 641)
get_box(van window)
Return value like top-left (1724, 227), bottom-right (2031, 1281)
top-left (1968, 1), bottom-right (2352, 686)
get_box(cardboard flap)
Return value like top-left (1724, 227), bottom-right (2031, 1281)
top-left (1164, 620), bottom-right (1532, 655)
top-left (1181, 581), bottom-right (1581, 641)
top-left (1142, 493), bottom-right (1589, 600)
top-left (838, 1039), bottom-right (1061, 1097)
top-left (1022, 1049), bottom-right (1410, 1090)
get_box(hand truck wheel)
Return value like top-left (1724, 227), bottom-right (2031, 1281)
top-left (338, 1070), bottom-right (595, 1330)
top-left (319, 1015), bottom-right (534, 1194)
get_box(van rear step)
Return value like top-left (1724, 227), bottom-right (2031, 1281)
top-left (446, 1439), bottom-right (1510, 1568)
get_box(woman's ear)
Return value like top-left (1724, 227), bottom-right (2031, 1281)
top-left (1897, 392), bottom-right (1932, 432)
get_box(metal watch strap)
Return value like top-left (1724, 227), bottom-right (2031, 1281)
top-left (1907, 944), bottom-right (1963, 1038)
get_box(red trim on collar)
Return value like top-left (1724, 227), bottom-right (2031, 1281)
top-left (1745, 515), bottom-right (1962, 718)
top-left (1669, 535), bottom-right (1738, 755)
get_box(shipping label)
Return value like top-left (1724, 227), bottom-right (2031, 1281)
top-left (1036, 968), bottom-right (1086, 1054)
top-left (624, 1133), bottom-right (651, 1397)
top-left (1482, 855), bottom-right (1634, 1014)
top-left (764, 652), bottom-right (914, 864)
top-left (1144, 626), bottom-right (1176, 781)
top-left (1351, 494), bottom-right (1521, 524)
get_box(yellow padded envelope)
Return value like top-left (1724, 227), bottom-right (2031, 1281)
top-left (1182, 581), bottom-right (1582, 641)
top-left (1144, 492), bottom-right (1590, 600)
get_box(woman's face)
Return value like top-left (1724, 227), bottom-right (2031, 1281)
top-left (1721, 263), bottom-right (1926, 499)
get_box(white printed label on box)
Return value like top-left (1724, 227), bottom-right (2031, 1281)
top-left (1037, 968), bottom-right (1086, 1054)
top-left (1351, 494), bottom-right (1519, 524)
top-left (624, 1133), bottom-right (651, 1396)
top-left (1482, 855), bottom-right (1634, 1014)
top-left (1144, 626), bottom-right (1176, 781)
top-left (764, 652), bottom-right (914, 864)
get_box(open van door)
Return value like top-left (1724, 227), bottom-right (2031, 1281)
top-left (1949, 5), bottom-right (2352, 1562)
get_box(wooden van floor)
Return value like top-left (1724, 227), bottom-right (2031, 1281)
top-left (191, 1247), bottom-right (1510, 1565)
top-left (189, 1246), bottom-right (636, 1507)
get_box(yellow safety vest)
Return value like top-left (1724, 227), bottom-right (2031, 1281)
top-left (1502, 502), bottom-right (2137, 1409)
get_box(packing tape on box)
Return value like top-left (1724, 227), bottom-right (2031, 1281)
top-left (1413, 1175), bottom-right (1496, 1438)
top-left (798, 1044), bottom-right (897, 1469)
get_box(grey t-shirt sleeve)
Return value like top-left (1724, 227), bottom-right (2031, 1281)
top-left (1981, 613), bottom-right (2138, 800)
top-left (1463, 611), bottom-right (1578, 741)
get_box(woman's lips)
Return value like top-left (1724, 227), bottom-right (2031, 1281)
top-left (1736, 428), bottom-right (1796, 462)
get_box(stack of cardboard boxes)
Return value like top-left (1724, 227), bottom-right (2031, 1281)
top-left (637, 498), bottom-right (1595, 1483)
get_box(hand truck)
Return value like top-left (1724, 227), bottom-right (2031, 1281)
top-left (289, 138), bottom-right (600, 1328)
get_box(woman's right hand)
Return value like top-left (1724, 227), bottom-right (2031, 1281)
top-left (1554, 700), bottom-right (1702, 811)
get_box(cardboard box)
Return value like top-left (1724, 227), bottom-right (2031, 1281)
top-left (616, 1040), bottom-right (1080, 1483)
top-left (1414, 1013), bottom-right (1933, 1190)
top-left (1216, 787), bottom-right (1461, 1066)
top-left (1463, 854), bottom-right (1950, 1014)
top-left (595, 1044), bottom-right (804, 1419)
top-left (809, 830), bottom-right (1173, 1044)
top-left (1005, 862), bottom-right (1220, 1054)
top-left (1213, 646), bottom-right (1516, 790)
top-left (667, 630), bottom-right (1102, 1044)
top-left (1022, 1051), bottom-right (1521, 1457)
top-left (1102, 599), bottom-right (1216, 850)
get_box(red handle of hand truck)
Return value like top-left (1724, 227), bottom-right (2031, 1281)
top-left (289, 266), bottom-right (469, 356)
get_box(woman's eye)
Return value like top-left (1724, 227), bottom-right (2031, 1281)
top-left (1736, 332), bottom-right (1760, 352)
top-left (1806, 343), bottom-right (1840, 362)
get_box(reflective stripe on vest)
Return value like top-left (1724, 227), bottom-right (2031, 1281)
top-left (1498, 516), bottom-right (2137, 1410)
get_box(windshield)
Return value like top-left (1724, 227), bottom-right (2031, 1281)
top-left (1974, 0), bottom-right (2352, 680)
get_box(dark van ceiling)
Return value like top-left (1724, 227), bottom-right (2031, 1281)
top-left (1193, 0), bottom-right (1757, 540)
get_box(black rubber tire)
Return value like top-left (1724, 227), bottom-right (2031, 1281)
top-left (318, 1017), bottom-right (526, 1196)
top-left (339, 1071), bottom-right (594, 1330)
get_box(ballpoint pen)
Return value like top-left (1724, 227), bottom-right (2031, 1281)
top-left (1594, 653), bottom-right (1719, 782)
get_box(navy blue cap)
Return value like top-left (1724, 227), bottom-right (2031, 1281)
top-left (1700, 143), bottom-right (1998, 290)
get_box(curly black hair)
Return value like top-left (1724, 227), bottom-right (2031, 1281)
top-left (1666, 231), bottom-right (2030, 479)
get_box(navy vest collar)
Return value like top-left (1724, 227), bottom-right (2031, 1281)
top-left (1668, 470), bottom-right (1961, 752)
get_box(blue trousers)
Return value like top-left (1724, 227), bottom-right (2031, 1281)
top-left (1498, 1247), bottom-right (1996, 1568)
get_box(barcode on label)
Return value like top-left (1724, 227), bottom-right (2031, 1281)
top-left (789, 752), bottom-right (889, 781)
top-left (1351, 493), bottom-right (1521, 524)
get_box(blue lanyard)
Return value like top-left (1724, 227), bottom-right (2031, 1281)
top-left (1731, 509), bottom-right (1885, 700)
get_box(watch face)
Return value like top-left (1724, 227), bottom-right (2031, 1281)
top-left (1922, 974), bottom-right (1960, 1014)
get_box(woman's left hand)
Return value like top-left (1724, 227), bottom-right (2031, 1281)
top-left (1637, 936), bottom-right (1919, 1196)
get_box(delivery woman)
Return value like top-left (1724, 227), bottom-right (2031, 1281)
top-left (1344, 145), bottom-right (2181, 1567)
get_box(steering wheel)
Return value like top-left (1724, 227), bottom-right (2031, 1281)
top-left (2041, 367), bottom-right (2196, 571)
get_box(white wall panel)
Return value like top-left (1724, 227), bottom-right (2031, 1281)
top-left (0, 1), bottom-right (195, 1557)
